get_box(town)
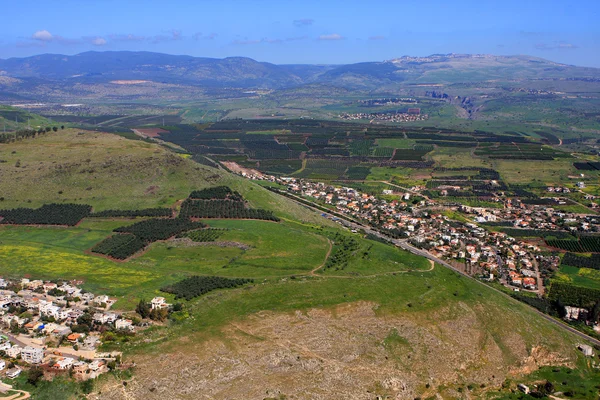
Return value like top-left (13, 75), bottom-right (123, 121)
top-left (338, 110), bottom-right (428, 123)
top-left (227, 163), bottom-right (600, 333)
top-left (0, 278), bottom-right (170, 385)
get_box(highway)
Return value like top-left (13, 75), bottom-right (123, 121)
top-left (272, 188), bottom-right (600, 347)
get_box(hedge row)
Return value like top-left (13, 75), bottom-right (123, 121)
top-left (90, 208), bottom-right (172, 218)
top-left (161, 276), bottom-right (253, 300)
top-left (189, 186), bottom-right (243, 201)
top-left (180, 199), bottom-right (279, 221)
top-left (0, 204), bottom-right (91, 226)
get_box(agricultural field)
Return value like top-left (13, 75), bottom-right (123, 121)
top-left (554, 265), bottom-right (600, 290)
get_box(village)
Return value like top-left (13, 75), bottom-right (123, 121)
top-left (0, 278), bottom-right (170, 384)
top-left (229, 165), bottom-right (599, 307)
top-left (338, 109), bottom-right (428, 123)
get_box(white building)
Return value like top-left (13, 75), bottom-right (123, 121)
top-left (151, 297), bottom-right (169, 310)
top-left (115, 319), bottom-right (134, 331)
top-left (6, 345), bottom-right (21, 359)
top-left (21, 346), bottom-right (44, 364)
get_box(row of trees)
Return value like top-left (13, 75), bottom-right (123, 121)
top-left (91, 233), bottom-right (146, 260)
top-left (189, 186), bottom-right (243, 201)
top-left (161, 276), bottom-right (253, 300)
top-left (92, 217), bottom-right (205, 259)
top-left (546, 236), bottom-right (600, 253)
top-left (0, 203), bottom-right (91, 226)
top-left (180, 199), bottom-right (279, 221)
top-left (561, 253), bottom-right (600, 269)
top-left (115, 218), bottom-right (205, 242)
top-left (0, 126), bottom-right (64, 143)
top-left (90, 208), bottom-right (172, 218)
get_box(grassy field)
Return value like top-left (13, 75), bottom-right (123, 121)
top-left (319, 236), bottom-right (431, 276)
top-left (0, 218), bottom-right (332, 308)
top-left (554, 265), bottom-right (600, 290)
top-left (0, 129), bottom-right (336, 226)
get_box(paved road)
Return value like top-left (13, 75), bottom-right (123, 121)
top-left (274, 189), bottom-right (600, 347)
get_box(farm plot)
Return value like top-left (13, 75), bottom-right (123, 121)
top-left (295, 158), bottom-right (358, 180)
top-left (392, 148), bottom-right (432, 161)
top-left (546, 235), bottom-right (600, 253)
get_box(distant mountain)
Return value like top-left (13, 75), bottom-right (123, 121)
top-left (1, 51), bottom-right (599, 99)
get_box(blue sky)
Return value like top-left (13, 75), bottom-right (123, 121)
top-left (0, 0), bottom-right (598, 66)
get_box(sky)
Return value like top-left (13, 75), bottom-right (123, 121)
top-left (0, 0), bottom-right (598, 67)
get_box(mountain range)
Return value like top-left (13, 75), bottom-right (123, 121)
top-left (1, 51), bottom-right (600, 93)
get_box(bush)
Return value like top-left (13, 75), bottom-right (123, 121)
top-left (161, 276), bottom-right (253, 300)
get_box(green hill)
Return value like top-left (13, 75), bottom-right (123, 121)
top-left (0, 128), bottom-right (598, 399)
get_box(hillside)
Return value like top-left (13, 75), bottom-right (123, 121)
top-left (0, 127), bottom-right (599, 399)
top-left (0, 128), bottom-right (331, 225)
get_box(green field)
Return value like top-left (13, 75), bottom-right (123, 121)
top-left (554, 265), bottom-right (600, 290)
top-left (318, 236), bottom-right (431, 276)
top-left (0, 218), bottom-right (333, 308)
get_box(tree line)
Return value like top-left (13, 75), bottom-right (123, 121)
top-left (0, 203), bottom-right (91, 226)
top-left (161, 275), bottom-right (253, 300)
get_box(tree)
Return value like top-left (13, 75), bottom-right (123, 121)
top-left (27, 367), bottom-right (44, 386)
top-left (60, 125), bottom-right (65, 130)
top-left (136, 299), bottom-right (150, 319)
top-left (10, 319), bottom-right (19, 334)
top-left (52, 126), bottom-right (58, 132)
top-left (149, 308), bottom-right (168, 322)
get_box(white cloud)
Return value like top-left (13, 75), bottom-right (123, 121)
top-left (318, 33), bottom-right (344, 41)
top-left (31, 30), bottom-right (54, 42)
top-left (91, 37), bottom-right (107, 46)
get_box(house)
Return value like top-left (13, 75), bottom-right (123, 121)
top-left (83, 335), bottom-right (100, 350)
top-left (0, 360), bottom-right (5, 370)
top-left (72, 361), bottom-right (88, 375)
top-left (94, 295), bottom-right (109, 306)
top-left (54, 357), bottom-right (74, 370)
top-left (151, 297), bottom-right (169, 310)
top-left (0, 341), bottom-right (11, 352)
top-left (6, 368), bottom-right (21, 379)
top-left (115, 319), bottom-right (134, 331)
top-left (6, 345), bottom-right (21, 359)
top-left (67, 333), bottom-right (83, 343)
top-left (43, 282), bottom-right (58, 292)
top-left (88, 359), bottom-right (106, 372)
top-left (21, 345), bottom-right (44, 364)
top-left (93, 312), bottom-right (117, 325)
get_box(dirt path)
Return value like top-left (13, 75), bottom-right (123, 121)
top-left (0, 390), bottom-right (30, 400)
top-left (309, 239), bottom-right (333, 276)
